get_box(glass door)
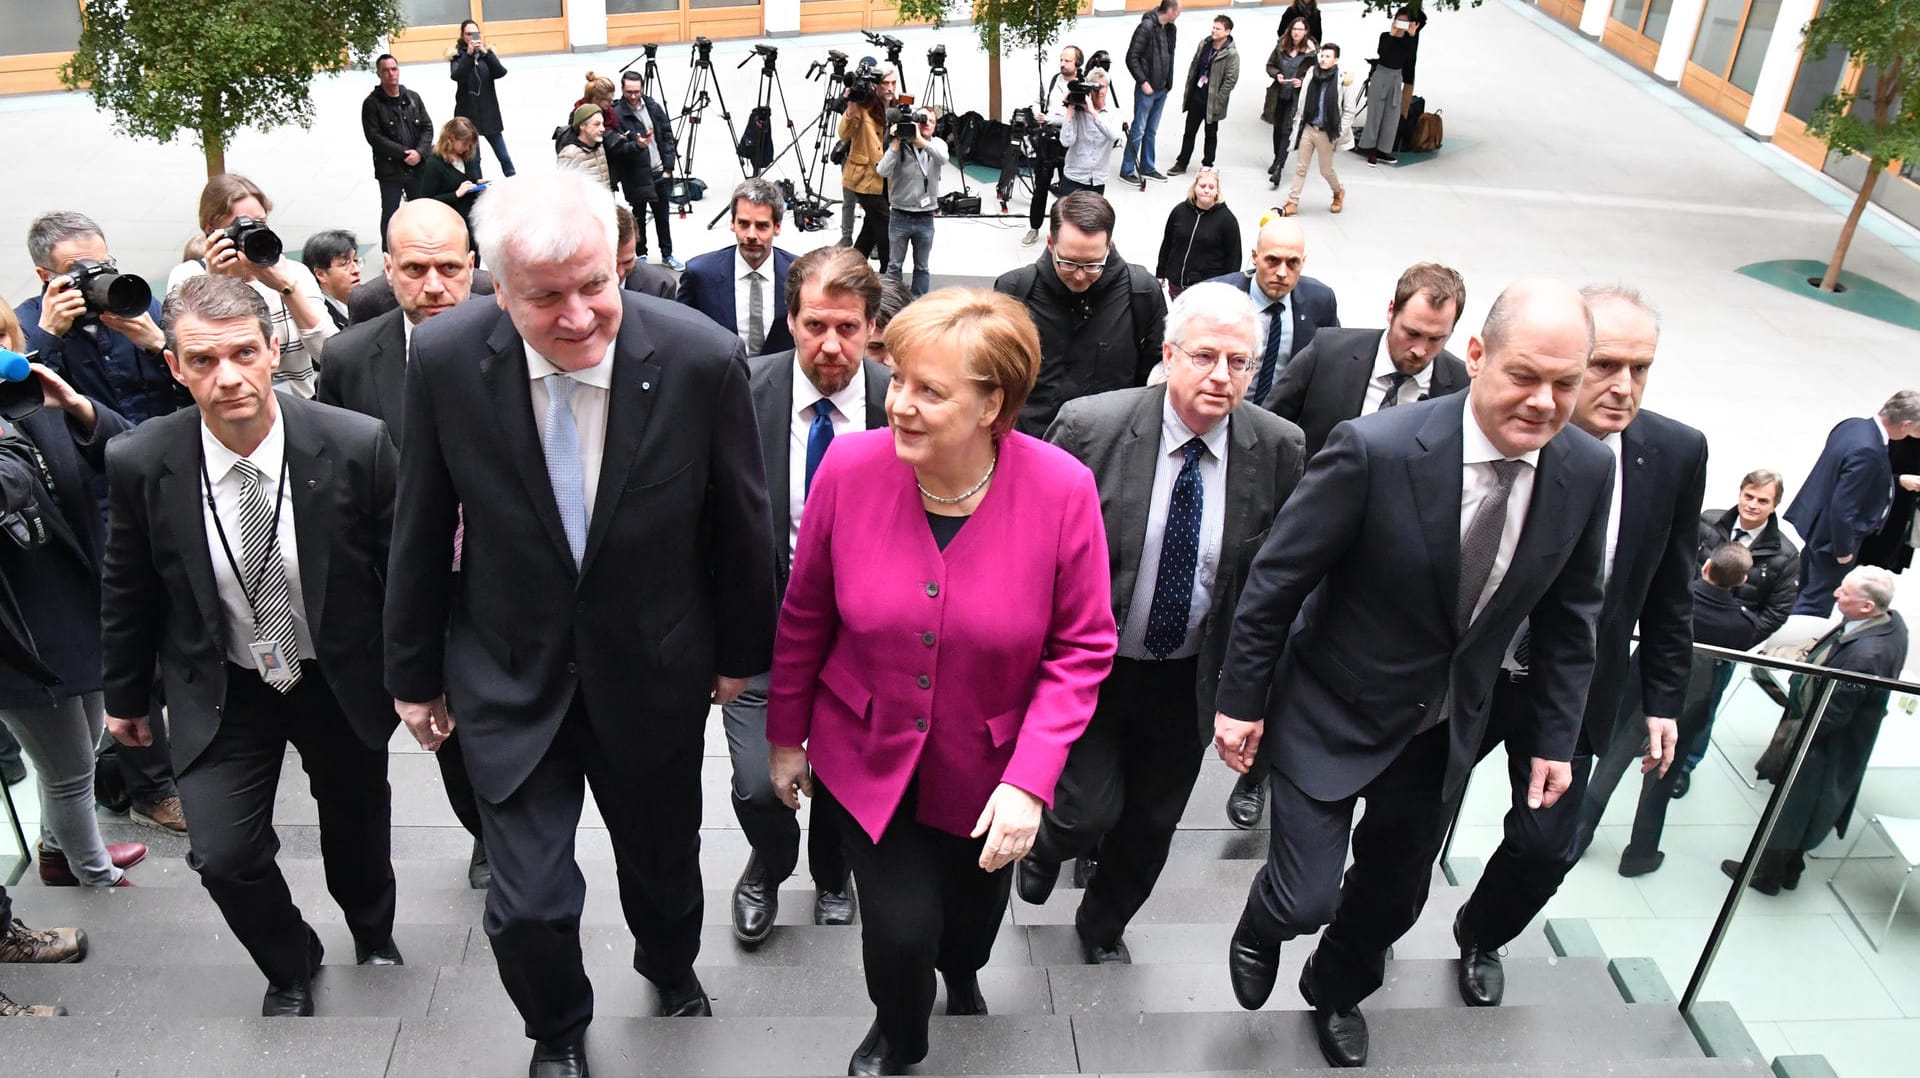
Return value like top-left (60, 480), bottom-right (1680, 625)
top-left (1536, 0), bottom-right (1587, 29)
top-left (1603, 0), bottom-right (1675, 70)
top-left (1680, 0), bottom-right (1782, 124)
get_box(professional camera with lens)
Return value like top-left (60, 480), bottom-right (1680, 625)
top-left (65, 259), bottom-right (151, 319)
top-left (844, 58), bottom-right (882, 104)
top-left (886, 104), bottom-right (925, 143)
top-left (223, 216), bottom-right (283, 267)
top-left (927, 44), bottom-right (947, 70)
top-left (1062, 78), bottom-right (1098, 108)
top-left (1085, 49), bottom-right (1113, 74)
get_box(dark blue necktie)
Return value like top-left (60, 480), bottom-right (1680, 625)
top-left (1253, 302), bottom-right (1285, 405)
top-left (1377, 371), bottom-right (1414, 410)
top-left (805, 400), bottom-right (834, 497)
top-left (1145, 438), bottom-right (1206, 659)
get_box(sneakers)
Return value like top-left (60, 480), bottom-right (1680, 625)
top-left (1376, 150), bottom-right (1399, 165)
top-left (1167, 163), bottom-right (1188, 176)
top-left (1330, 190), bottom-right (1345, 214)
top-left (0, 990), bottom-right (65, 1017)
top-left (0, 918), bottom-right (87, 964)
top-left (1118, 171), bottom-right (1140, 184)
top-left (1021, 228), bottom-right (1038, 247)
top-left (131, 796), bottom-right (187, 834)
top-left (664, 254), bottom-right (685, 271)
top-left (1140, 168), bottom-right (1169, 182)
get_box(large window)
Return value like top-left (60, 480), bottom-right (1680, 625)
top-left (402, 0), bottom-right (474, 24)
top-left (1726, 0), bottom-right (1780, 92)
top-left (484, 0), bottom-right (563, 16)
top-left (1785, 39), bottom-right (1850, 120)
top-left (0, 0), bottom-right (82, 56)
top-left (1691, 0), bottom-right (1749, 70)
top-left (1611, 0), bottom-right (1675, 44)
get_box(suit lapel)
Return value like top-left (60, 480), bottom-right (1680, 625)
top-left (714, 251), bottom-right (738, 331)
top-left (281, 400), bottom-right (334, 636)
top-left (478, 314), bottom-right (575, 568)
top-left (580, 302), bottom-right (662, 575)
top-left (862, 360), bottom-right (890, 430)
top-left (1111, 388), bottom-right (1166, 616)
top-left (1606, 422), bottom-right (1657, 617)
top-left (1222, 403), bottom-right (1266, 550)
top-left (159, 419), bottom-right (227, 649)
top-left (373, 313), bottom-right (407, 423)
top-left (1343, 331), bottom-right (1382, 420)
top-left (760, 356), bottom-right (795, 564)
top-left (1408, 399), bottom-right (1465, 628)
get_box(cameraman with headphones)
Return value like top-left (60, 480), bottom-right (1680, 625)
top-left (1022, 45), bottom-right (1084, 248)
top-left (876, 105), bottom-right (949, 298)
top-left (1059, 68), bottom-right (1123, 196)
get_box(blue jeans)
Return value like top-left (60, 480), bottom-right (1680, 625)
top-left (483, 131), bottom-right (517, 177)
top-left (1125, 89), bottom-right (1168, 176)
top-left (887, 211), bottom-right (935, 297)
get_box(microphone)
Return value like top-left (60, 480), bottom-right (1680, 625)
top-left (0, 348), bottom-right (33, 383)
top-left (0, 349), bottom-right (44, 421)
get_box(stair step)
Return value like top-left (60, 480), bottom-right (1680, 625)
top-left (1091, 1064), bottom-right (1775, 1078)
top-left (1, 1016), bottom-right (400, 1078)
top-left (1044, 956), bottom-right (1619, 1014)
top-left (4, 962), bottom-right (441, 1019)
top-left (44, 921), bottom-right (475, 967)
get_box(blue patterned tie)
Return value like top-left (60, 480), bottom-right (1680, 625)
top-left (1377, 371), bottom-right (1414, 410)
top-left (805, 399), bottom-right (834, 497)
top-left (542, 374), bottom-right (587, 568)
top-left (1144, 438), bottom-right (1206, 659)
top-left (1253, 301), bottom-right (1286, 405)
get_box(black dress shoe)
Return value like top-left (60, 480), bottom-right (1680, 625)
top-left (529, 1040), bottom-right (589, 1078)
top-left (1225, 772), bottom-right (1266, 830)
top-left (656, 971), bottom-right (713, 1017)
top-left (1079, 932), bottom-right (1131, 965)
top-left (1783, 850), bottom-right (1806, 891)
top-left (1071, 855), bottom-right (1098, 888)
top-left (1721, 855), bottom-right (1783, 896)
top-left (1452, 909), bottom-right (1504, 1007)
top-left (732, 852), bottom-right (778, 945)
top-left (1670, 768), bottom-right (1692, 799)
top-left (355, 937), bottom-right (405, 966)
top-left (468, 839), bottom-right (492, 890)
top-left (1300, 957), bottom-right (1368, 1068)
top-left (1015, 856), bottom-right (1060, 904)
top-left (942, 970), bottom-right (988, 1015)
top-left (847, 1020), bottom-right (908, 1076)
top-left (261, 981), bottom-right (315, 1017)
top-left (815, 883), bottom-right (856, 926)
top-left (1227, 908), bottom-right (1280, 1009)
top-left (1618, 849), bottom-right (1666, 878)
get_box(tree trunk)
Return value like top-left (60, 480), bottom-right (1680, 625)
top-left (988, 29), bottom-right (1003, 121)
top-left (1820, 158), bottom-right (1883, 292)
top-left (203, 134), bottom-right (226, 178)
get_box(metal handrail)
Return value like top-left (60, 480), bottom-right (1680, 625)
top-left (1686, 639), bottom-right (1920, 696)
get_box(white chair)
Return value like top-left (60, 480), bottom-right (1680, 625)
top-left (1828, 814), bottom-right (1920, 951)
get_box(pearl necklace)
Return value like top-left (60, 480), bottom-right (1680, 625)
top-left (917, 453), bottom-right (996, 505)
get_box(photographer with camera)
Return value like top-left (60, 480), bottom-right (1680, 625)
top-left (838, 62), bottom-right (897, 265)
top-left (613, 70), bottom-right (681, 271)
top-left (1020, 45), bottom-right (1083, 247)
top-left (449, 19), bottom-right (515, 178)
top-left (18, 212), bottom-right (188, 425)
top-left (363, 54), bottom-right (435, 249)
top-left (166, 174), bottom-right (335, 399)
top-left (876, 105), bottom-right (949, 298)
top-left (1059, 69), bottom-right (1123, 196)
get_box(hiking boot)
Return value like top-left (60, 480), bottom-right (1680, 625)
top-left (1330, 190), bottom-right (1345, 214)
top-left (0, 918), bottom-right (87, 964)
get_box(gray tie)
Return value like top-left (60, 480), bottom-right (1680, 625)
top-left (746, 270), bottom-right (766, 354)
top-left (542, 374), bottom-right (588, 568)
top-left (232, 459), bottom-right (302, 692)
top-left (1457, 459), bottom-right (1524, 631)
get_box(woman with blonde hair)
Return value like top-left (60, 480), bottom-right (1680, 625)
top-left (419, 117), bottom-right (487, 228)
top-left (1155, 167), bottom-right (1240, 298)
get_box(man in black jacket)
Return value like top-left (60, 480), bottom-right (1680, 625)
top-left (995, 192), bottom-right (1166, 436)
top-left (362, 55), bottom-right (434, 251)
top-left (613, 70), bottom-right (682, 270)
top-left (1122, 0), bottom-right (1181, 183)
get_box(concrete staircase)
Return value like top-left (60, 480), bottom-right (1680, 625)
top-left (0, 728), bottom-right (1785, 1077)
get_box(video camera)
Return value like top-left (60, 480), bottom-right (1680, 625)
top-left (843, 57), bottom-right (883, 106)
top-left (863, 31), bottom-right (904, 53)
top-left (777, 179), bottom-right (833, 233)
top-left (1062, 78), bottom-right (1099, 109)
top-left (223, 216), bottom-right (283, 267)
top-left (886, 98), bottom-right (926, 144)
top-left (1086, 49), bottom-right (1113, 74)
top-left (692, 36), bottom-right (713, 62)
top-left (64, 259), bottom-right (151, 319)
top-left (928, 44), bottom-right (947, 71)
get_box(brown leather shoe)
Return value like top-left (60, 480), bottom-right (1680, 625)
top-left (0, 918), bottom-right (87, 964)
top-left (0, 989), bottom-right (66, 1016)
top-left (37, 842), bottom-right (146, 886)
top-left (1280, 200), bottom-right (1300, 218)
top-left (132, 796), bottom-right (188, 834)
top-left (1330, 190), bottom-right (1345, 214)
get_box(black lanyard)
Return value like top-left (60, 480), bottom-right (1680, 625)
top-left (200, 450), bottom-right (290, 624)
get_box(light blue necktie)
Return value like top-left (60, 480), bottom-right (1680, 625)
top-left (542, 374), bottom-right (588, 568)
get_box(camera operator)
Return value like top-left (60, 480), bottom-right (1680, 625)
top-left (166, 174), bottom-right (334, 399)
top-left (18, 212), bottom-right (190, 425)
top-left (1059, 69), bottom-right (1123, 195)
top-left (449, 19), bottom-right (516, 178)
top-left (613, 70), bottom-right (681, 271)
top-left (876, 106), bottom-right (949, 298)
top-left (363, 54), bottom-right (435, 249)
top-left (1022, 45), bottom-right (1083, 247)
top-left (838, 62), bottom-right (897, 265)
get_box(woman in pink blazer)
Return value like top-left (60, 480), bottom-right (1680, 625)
top-left (768, 289), bottom-right (1116, 1075)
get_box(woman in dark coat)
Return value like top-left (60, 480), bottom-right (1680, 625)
top-left (1155, 168), bottom-right (1240, 297)
top-left (449, 19), bottom-right (515, 176)
top-left (1858, 438), bottom-right (1920, 573)
top-left (417, 117), bottom-right (486, 230)
top-left (1263, 18), bottom-right (1318, 187)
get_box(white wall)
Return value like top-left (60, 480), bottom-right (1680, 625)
top-left (1741, 0), bottom-right (1819, 137)
top-left (1653, 0), bottom-right (1707, 82)
top-left (568, 0), bottom-right (609, 51)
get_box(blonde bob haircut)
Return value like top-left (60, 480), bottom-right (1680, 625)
top-left (882, 288), bottom-right (1040, 439)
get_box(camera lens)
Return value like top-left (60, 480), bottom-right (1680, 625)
top-left (227, 217), bottom-right (284, 267)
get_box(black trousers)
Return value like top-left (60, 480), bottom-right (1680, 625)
top-left (1028, 157), bottom-right (1062, 229)
top-left (436, 727), bottom-right (483, 842)
top-left (1270, 100), bottom-right (1299, 174)
top-left (1455, 675), bottom-right (1596, 951)
top-left (1175, 107), bottom-right (1219, 169)
top-left (377, 171), bottom-right (422, 250)
top-left (1792, 549), bottom-right (1848, 616)
top-left (1621, 657), bottom-right (1728, 858)
top-left (851, 190), bottom-right (891, 266)
top-left (1244, 722), bottom-right (1452, 1012)
top-left (628, 186), bottom-right (675, 258)
top-left (1059, 176), bottom-right (1106, 197)
top-left (819, 776), bottom-right (1010, 1064)
top-left (721, 673), bottom-right (845, 888)
top-left (175, 662), bottom-right (395, 987)
top-left (1032, 656), bottom-right (1202, 946)
top-left (475, 698), bottom-right (704, 1045)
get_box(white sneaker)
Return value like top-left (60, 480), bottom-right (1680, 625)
top-left (1021, 229), bottom-right (1038, 247)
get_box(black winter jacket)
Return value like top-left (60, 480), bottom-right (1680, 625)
top-left (1696, 509), bottom-right (1799, 640)
top-left (1126, 11), bottom-right (1178, 92)
top-left (362, 86), bottom-right (433, 179)
top-left (450, 45), bottom-right (509, 135)
top-left (1156, 202), bottom-right (1242, 289)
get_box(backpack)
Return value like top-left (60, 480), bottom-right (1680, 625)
top-left (1410, 108), bottom-right (1444, 153)
top-left (738, 105), bottom-right (775, 170)
top-left (1001, 261), bottom-right (1162, 368)
top-left (1395, 95), bottom-right (1425, 153)
top-left (951, 111), bottom-right (986, 164)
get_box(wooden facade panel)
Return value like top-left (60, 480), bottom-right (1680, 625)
top-left (607, 14), bottom-right (690, 47)
top-left (687, 10), bottom-right (764, 40)
top-left (1602, 20), bottom-right (1661, 71)
top-left (391, 19), bottom-right (569, 63)
top-left (1681, 61), bottom-right (1751, 123)
top-left (1536, 0), bottom-right (1586, 27)
top-left (0, 53), bottom-right (73, 97)
top-left (798, 0), bottom-right (869, 35)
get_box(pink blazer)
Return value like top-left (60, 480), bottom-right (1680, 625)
top-left (767, 429), bottom-right (1117, 843)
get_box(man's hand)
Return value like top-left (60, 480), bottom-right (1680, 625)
top-left (107, 714), bottom-right (151, 747)
top-left (1901, 474), bottom-right (1920, 493)
top-left (972, 782), bottom-right (1042, 872)
top-left (37, 275), bottom-right (87, 338)
top-left (403, 149), bottom-right (422, 167)
top-left (29, 363), bottom-right (95, 432)
top-left (1837, 553), bottom-right (1854, 565)
top-left (1141, 82), bottom-right (1154, 95)
top-left (770, 744), bottom-right (812, 810)
top-left (1642, 716), bottom-right (1679, 778)
top-left (1526, 757), bottom-right (1573, 809)
top-left (1213, 713), bottom-right (1264, 774)
top-left (99, 310), bottom-right (166, 354)
top-left (712, 675), bottom-right (748, 705)
top-left (395, 696), bottom-right (453, 751)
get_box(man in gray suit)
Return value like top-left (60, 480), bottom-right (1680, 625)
top-left (1015, 282), bottom-right (1306, 965)
top-left (726, 246), bottom-right (891, 946)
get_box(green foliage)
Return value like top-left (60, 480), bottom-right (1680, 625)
top-left (892, 0), bottom-right (1084, 57)
top-left (62, 1), bottom-right (406, 164)
top-left (1358, 1), bottom-right (1479, 14)
top-left (1801, 0), bottom-right (1920, 169)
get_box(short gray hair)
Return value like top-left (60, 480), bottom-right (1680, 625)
top-left (1844, 565), bottom-right (1896, 612)
top-left (160, 274), bottom-right (272, 356)
top-left (729, 178), bottom-right (785, 226)
top-left (470, 170), bottom-right (618, 281)
top-left (27, 211), bottom-right (104, 271)
top-left (1880, 389), bottom-right (1920, 427)
top-left (1165, 281), bottom-right (1264, 359)
top-left (1579, 283), bottom-right (1662, 331)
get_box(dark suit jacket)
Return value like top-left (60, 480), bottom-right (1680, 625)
top-left (1580, 410), bottom-right (1708, 750)
top-left (1046, 386), bottom-right (1306, 738)
top-left (1199, 272), bottom-right (1339, 365)
top-left (1697, 508), bottom-right (1799, 640)
top-left (348, 269), bottom-right (495, 326)
top-left (316, 308), bottom-right (410, 447)
top-left (1786, 416), bottom-right (1895, 563)
top-left (675, 246), bottom-right (796, 356)
top-left (1261, 327), bottom-right (1469, 457)
top-left (748, 349), bottom-right (889, 594)
top-left (1216, 394), bottom-right (1615, 802)
top-left (384, 291), bottom-right (777, 802)
top-left (1690, 580), bottom-right (1760, 652)
top-left (100, 396), bottom-right (399, 772)
top-left (625, 262), bottom-right (678, 300)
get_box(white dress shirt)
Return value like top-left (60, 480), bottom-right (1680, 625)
top-left (733, 249), bottom-right (775, 348)
top-left (1361, 331), bottom-right (1433, 415)
top-left (527, 343), bottom-right (615, 518)
top-left (1118, 397), bottom-right (1230, 661)
top-left (1601, 431), bottom-right (1624, 587)
top-left (1459, 395), bottom-right (1541, 626)
top-left (1729, 522), bottom-right (1759, 547)
top-left (789, 359), bottom-right (869, 553)
top-left (200, 408), bottom-right (316, 667)
top-left (1248, 278), bottom-right (1292, 366)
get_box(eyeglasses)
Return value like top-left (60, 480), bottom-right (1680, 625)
top-left (1171, 342), bottom-right (1257, 375)
top-left (1052, 252), bottom-right (1110, 276)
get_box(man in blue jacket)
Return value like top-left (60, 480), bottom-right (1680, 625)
top-left (1785, 391), bottom-right (1920, 616)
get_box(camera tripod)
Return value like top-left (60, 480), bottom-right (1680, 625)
top-left (617, 42), bottom-right (670, 108)
top-left (863, 31), bottom-right (906, 90)
top-left (673, 38), bottom-right (743, 197)
top-left (706, 46), bottom-right (826, 229)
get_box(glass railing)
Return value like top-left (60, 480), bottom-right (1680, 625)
top-left (1440, 637), bottom-right (1920, 1069)
top-left (0, 762), bottom-right (26, 885)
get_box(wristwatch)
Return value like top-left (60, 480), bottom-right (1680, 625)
top-left (279, 285), bottom-right (294, 296)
